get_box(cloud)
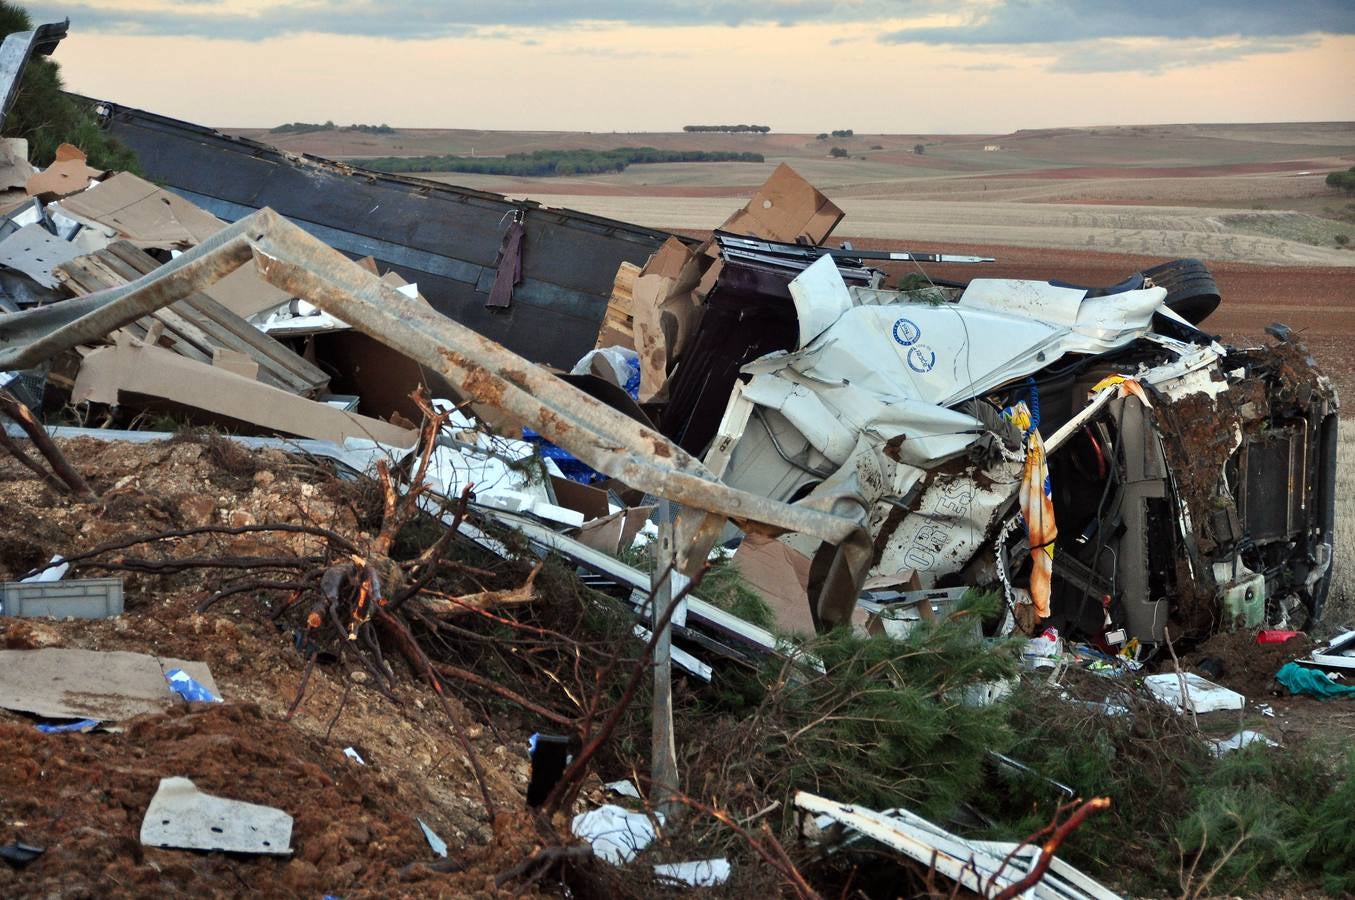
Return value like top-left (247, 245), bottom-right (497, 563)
top-left (26, 1), bottom-right (920, 40)
top-left (881, 0), bottom-right (1355, 45)
top-left (1046, 36), bottom-right (1322, 74)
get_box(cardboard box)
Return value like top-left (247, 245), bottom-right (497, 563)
top-left (717, 163), bottom-right (843, 245)
top-left (632, 238), bottom-right (704, 404)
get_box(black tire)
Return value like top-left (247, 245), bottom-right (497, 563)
top-left (1141, 258), bottom-right (1221, 325)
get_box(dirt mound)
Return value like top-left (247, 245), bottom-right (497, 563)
top-left (0, 436), bottom-right (566, 898)
top-left (1184, 630), bottom-right (1314, 697)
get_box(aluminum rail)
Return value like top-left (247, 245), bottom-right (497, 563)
top-left (0, 207), bottom-right (872, 623)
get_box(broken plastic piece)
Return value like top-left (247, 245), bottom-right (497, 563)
top-left (164, 668), bottom-right (223, 703)
top-left (603, 780), bottom-right (642, 799)
top-left (571, 804), bottom-right (661, 865)
top-left (526, 732), bottom-right (578, 807)
top-left (35, 718), bottom-right (99, 734)
top-left (139, 776), bottom-right (292, 855)
top-left (417, 818), bottom-right (448, 858)
top-left (343, 747), bottom-right (366, 765)
top-left (0, 841), bottom-right (44, 868)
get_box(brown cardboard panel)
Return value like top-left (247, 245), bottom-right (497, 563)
top-left (550, 475), bottom-right (610, 523)
top-left (642, 237), bottom-right (694, 281)
top-left (632, 238), bottom-right (705, 404)
top-left (25, 144), bottom-right (106, 201)
top-left (717, 163), bottom-right (843, 245)
top-left (732, 533), bottom-right (815, 636)
top-left (58, 173), bottom-right (226, 249)
top-left (0, 648), bottom-right (218, 720)
top-left (576, 505), bottom-right (655, 556)
top-left (312, 330), bottom-right (455, 424)
top-left (72, 336), bottom-right (418, 447)
top-left (200, 264), bottom-right (293, 319)
top-left (212, 348), bottom-right (260, 380)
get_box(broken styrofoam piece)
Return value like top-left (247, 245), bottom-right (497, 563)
top-left (571, 804), bottom-right (662, 865)
top-left (164, 668), bottom-right (223, 703)
top-left (20, 555), bottom-right (67, 583)
top-left (139, 777), bottom-right (292, 855)
top-left (1208, 730), bottom-right (1278, 756)
top-left (1143, 673), bottom-right (1245, 714)
top-left (417, 818), bottom-right (448, 858)
top-left (654, 858), bottom-right (731, 887)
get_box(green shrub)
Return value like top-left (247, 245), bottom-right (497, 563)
top-left (0, 2), bottom-right (139, 170)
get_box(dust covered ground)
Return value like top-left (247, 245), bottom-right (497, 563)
top-left (0, 437), bottom-right (616, 899)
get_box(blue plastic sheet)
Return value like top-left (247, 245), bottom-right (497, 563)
top-left (522, 427), bottom-right (605, 484)
top-left (164, 668), bottom-right (223, 703)
top-left (35, 719), bottom-right (99, 734)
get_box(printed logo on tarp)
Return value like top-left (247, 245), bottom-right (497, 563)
top-left (907, 345), bottom-right (936, 373)
top-left (891, 317), bottom-right (921, 347)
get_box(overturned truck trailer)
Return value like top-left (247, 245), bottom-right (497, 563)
top-left (78, 97), bottom-right (676, 368)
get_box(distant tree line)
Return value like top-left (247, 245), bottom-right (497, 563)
top-left (270, 121), bottom-right (396, 134)
top-left (682, 124), bottom-right (771, 133)
top-left (360, 147), bottom-right (765, 176)
top-left (815, 129), bottom-right (855, 140)
top-left (1328, 167), bottom-right (1355, 194)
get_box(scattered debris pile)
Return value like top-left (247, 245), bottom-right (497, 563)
top-left (0, 18), bottom-right (1350, 900)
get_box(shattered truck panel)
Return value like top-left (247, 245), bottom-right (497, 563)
top-left (79, 97), bottom-right (679, 368)
top-left (679, 237), bottom-right (1338, 642)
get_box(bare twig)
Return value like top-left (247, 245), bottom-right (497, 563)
top-left (378, 608), bottom-right (497, 819)
top-left (990, 797), bottom-right (1110, 900)
top-left (0, 426), bottom-right (69, 493)
top-left (543, 562), bottom-right (707, 816)
top-left (493, 843), bottom-right (594, 888)
top-left (0, 388), bottom-right (95, 498)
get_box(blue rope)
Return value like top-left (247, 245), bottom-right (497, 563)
top-left (1026, 376), bottom-right (1040, 432)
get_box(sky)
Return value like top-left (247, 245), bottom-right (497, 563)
top-left (24, 0), bottom-right (1355, 132)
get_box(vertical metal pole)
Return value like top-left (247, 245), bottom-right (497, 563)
top-left (650, 500), bottom-right (680, 809)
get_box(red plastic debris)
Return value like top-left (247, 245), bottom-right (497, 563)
top-left (1257, 630), bottom-right (1303, 645)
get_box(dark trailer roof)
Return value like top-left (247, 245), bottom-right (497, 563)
top-left (78, 97), bottom-right (676, 367)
